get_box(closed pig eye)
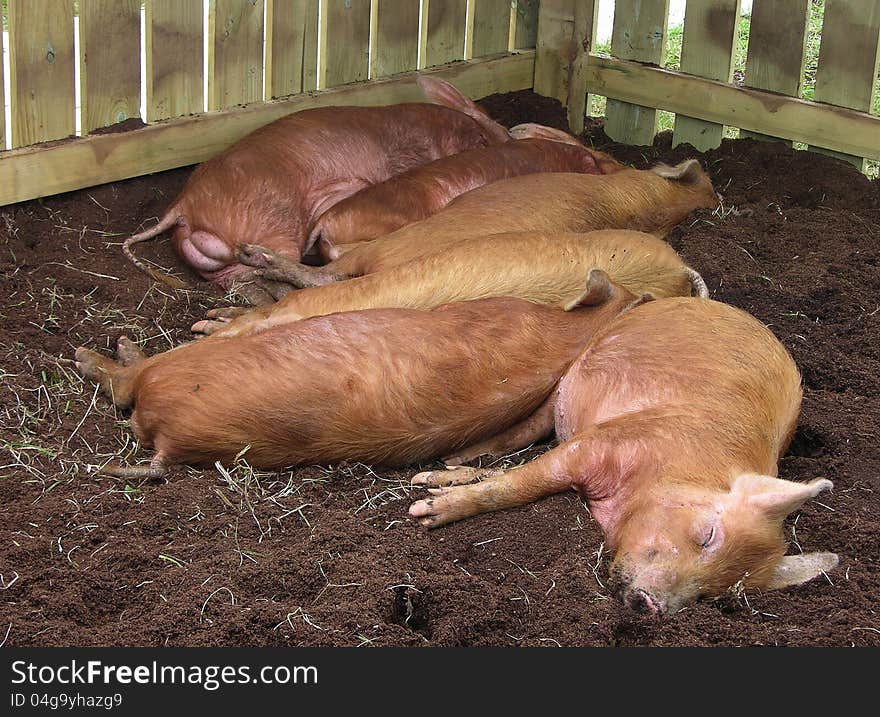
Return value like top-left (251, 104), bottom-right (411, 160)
top-left (699, 526), bottom-right (717, 549)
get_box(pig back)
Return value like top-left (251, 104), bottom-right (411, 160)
top-left (131, 298), bottom-right (612, 469)
top-left (328, 169), bottom-right (709, 276)
top-left (173, 104), bottom-right (493, 257)
top-left (555, 298), bottom-right (802, 468)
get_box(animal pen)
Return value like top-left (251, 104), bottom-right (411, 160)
top-left (1, 1), bottom-right (880, 650)
top-left (1, 0), bottom-right (879, 207)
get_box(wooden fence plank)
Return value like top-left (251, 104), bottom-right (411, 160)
top-left (742, 0), bottom-right (809, 144)
top-left (809, 0), bottom-right (880, 169)
top-left (0, 24), bottom-right (6, 150)
top-left (266, 0), bottom-right (319, 98)
top-left (567, 0), bottom-right (597, 134)
top-left (321, 0), bottom-right (371, 88)
top-left (209, 0), bottom-right (265, 110)
top-left (472, 0), bottom-right (512, 57)
top-left (371, 0), bottom-right (421, 77)
top-left (514, 0), bottom-right (539, 49)
top-left (604, 0), bottom-right (670, 145)
top-left (534, 0), bottom-right (575, 103)
top-left (8, 0), bottom-right (76, 148)
top-left (672, 0), bottom-right (741, 151)
top-left (584, 54), bottom-right (880, 160)
top-left (0, 51), bottom-right (535, 206)
top-left (145, 0), bottom-right (204, 121)
top-left (426, 0), bottom-right (468, 67)
top-left (79, 0), bottom-right (141, 133)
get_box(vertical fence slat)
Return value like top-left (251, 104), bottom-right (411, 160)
top-left (145, 0), bottom-right (204, 122)
top-left (209, 0), bottom-right (265, 110)
top-left (604, 0), bottom-right (671, 145)
top-left (372, 0), bottom-right (421, 77)
top-left (472, 0), bottom-right (513, 57)
top-left (534, 0), bottom-right (576, 103)
top-left (0, 25), bottom-right (6, 150)
top-left (266, 0), bottom-right (319, 98)
top-left (567, 0), bottom-right (597, 134)
top-left (514, 0), bottom-right (539, 49)
top-left (321, 0), bottom-right (371, 88)
top-left (672, 0), bottom-right (741, 151)
top-left (742, 0), bottom-right (809, 144)
top-left (809, 0), bottom-right (880, 169)
top-left (425, 0), bottom-right (468, 67)
top-left (8, 0), bottom-right (75, 148)
top-left (79, 0), bottom-right (141, 133)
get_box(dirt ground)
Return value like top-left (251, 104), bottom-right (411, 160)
top-left (1, 91), bottom-right (878, 647)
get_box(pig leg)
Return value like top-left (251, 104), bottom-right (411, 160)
top-left (74, 343), bottom-right (139, 410)
top-left (409, 440), bottom-right (585, 528)
top-left (191, 306), bottom-right (253, 336)
top-left (443, 393), bottom-right (557, 466)
top-left (236, 244), bottom-right (346, 288)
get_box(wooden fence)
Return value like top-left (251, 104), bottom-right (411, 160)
top-left (536, 0), bottom-right (880, 172)
top-left (0, 0), bottom-right (539, 206)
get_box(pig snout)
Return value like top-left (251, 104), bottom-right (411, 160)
top-left (623, 588), bottom-right (663, 616)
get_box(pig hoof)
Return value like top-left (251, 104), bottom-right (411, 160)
top-left (191, 319), bottom-right (229, 336)
top-left (116, 336), bottom-right (145, 366)
top-left (206, 306), bottom-right (250, 320)
top-left (235, 243), bottom-right (274, 268)
top-left (74, 347), bottom-right (109, 381)
top-left (411, 466), bottom-right (489, 487)
top-left (408, 489), bottom-right (466, 528)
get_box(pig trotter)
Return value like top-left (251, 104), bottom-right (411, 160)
top-left (116, 336), bottom-right (146, 366)
top-left (236, 243), bottom-right (342, 288)
top-left (410, 441), bottom-right (582, 528)
top-left (191, 306), bottom-right (252, 336)
top-left (412, 466), bottom-right (503, 487)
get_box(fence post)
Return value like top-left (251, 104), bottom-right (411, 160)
top-left (672, 0), bottom-right (741, 151)
top-left (534, 0), bottom-right (576, 104)
top-left (604, 0), bottom-right (671, 146)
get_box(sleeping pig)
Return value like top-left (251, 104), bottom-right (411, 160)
top-left (193, 230), bottom-right (707, 338)
top-left (307, 133), bottom-right (623, 262)
top-left (122, 77), bottom-right (510, 302)
top-left (74, 270), bottom-right (647, 475)
top-left (228, 159), bottom-right (720, 292)
top-left (409, 297), bottom-right (838, 615)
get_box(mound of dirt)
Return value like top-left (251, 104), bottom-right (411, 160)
top-left (0, 91), bottom-right (877, 646)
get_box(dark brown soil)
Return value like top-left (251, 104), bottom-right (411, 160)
top-left (1, 91), bottom-right (878, 647)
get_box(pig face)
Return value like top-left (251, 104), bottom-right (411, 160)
top-left (607, 475), bottom-right (838, 615)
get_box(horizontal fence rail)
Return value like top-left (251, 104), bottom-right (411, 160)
top-left (0, 1), bottom-right (539, 205)
top-left (536, 0), bottom-right (880, 172)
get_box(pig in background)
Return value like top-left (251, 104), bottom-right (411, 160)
top-left (74, 270), bottom-right (646, 475)
top-left (122, 77), bottom-right (510, 302)
top-left (307, 130), bottom-right (624, 263)
top-left (229, 158), bottom-right (720, 292)
top-left (410, 298), bottom-right (838, 615)
top-left (193, 229), bottom-right (707, 338)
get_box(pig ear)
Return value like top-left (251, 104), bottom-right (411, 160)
top-left (508, 123), bottom-right (582, 146)
top-left (563, 268), bottom-right (615, 311)
top-left (764, 552), bottom-right (839, 590)
top-left (733, 474), bottom-right (834, 519)
top-left (651, 159), bottom-right (705, 186)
